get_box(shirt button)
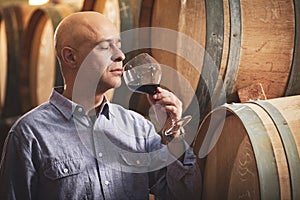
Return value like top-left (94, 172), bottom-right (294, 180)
top-left (98, 152), bottom-right (103, 158)
top-left (78, 107), bottom-right (83, 113)
top-left (136, 160), bottom-right (140, 165)
top-left (63, 168), bottom-right (69, 173)
top-left (104, 180), bottom-right (110, 185)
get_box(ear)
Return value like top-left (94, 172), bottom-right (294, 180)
top-left (61, 47), bottom-right (77, 67)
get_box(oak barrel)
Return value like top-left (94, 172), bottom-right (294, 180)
top-left (82, 0), bottom-right (120, 33)
top-left (193, 95), bottom-right (300, 200)
top-left (125, 0), bottom-right (300, 125)
top-left (22, 4), bottom-right (78, 113)
top-left (0, 4), bottom-right (37, 117)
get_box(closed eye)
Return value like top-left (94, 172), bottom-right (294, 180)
top-left (97, 39), bottom-right (121, 51)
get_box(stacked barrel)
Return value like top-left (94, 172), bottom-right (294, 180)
top-left (0, 1), bottom-right (77, 152)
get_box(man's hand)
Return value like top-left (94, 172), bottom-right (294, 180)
top-left (148, 87), bottom-right (183, 137)
top-left (148, 87), bottom-right (186, 160)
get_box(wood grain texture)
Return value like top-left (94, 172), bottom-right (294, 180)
top-left (0, 12), bottom-right (7, 114)
top-left (261, 95), bottom-right (300, 199)
top-left (151, 0), bottom-right (181, 97)
top-left (238, 83), bottom-right (267, 102)
top-left (117, 0), bottom-right (298, 125)
top-left (1, 4), bottom-right (37, 117)
top-left (201, 115), bottom-right (249, 200)
top-left (22, 4), bottom-right (77, 112)
top-left (235, 0), bottom-right (294, 98)
top-left (227, 137), bottom-right (259, 200)
top-left (151, 0), bottom-right (208, 113)
top-left (176, 0), bottom-right (205, 107)
top-left (194, 95), bottom-right (300, 200)
top-left (195, 0), bottom-right (297, 115)
top-left (82, 0), bottom-right (120, 30)
top-left (246, 103), bottom-right (290, 200)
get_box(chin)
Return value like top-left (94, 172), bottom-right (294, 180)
top-left (113, 79), bottom-right (122, 88)
top-left (113, 83), bottom-right (122, 89)
top-left (105, 81), bottom-right (122, 91)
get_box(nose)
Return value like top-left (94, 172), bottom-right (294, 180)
top-left (112, 47), bottom-right (125, 62)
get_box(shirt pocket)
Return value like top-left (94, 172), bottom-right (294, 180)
top-left (42, 157), bottom-right (93, 200)
top-left (44, 158), bottom-right (84, 180)
top-left (120, 151), bottom-right (151, 173)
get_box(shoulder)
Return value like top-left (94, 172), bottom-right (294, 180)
top-left (10, 101), bottom-right (55, 132)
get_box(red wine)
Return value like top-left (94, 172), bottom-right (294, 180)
top-left (127, 83), bottom-right (159, 95)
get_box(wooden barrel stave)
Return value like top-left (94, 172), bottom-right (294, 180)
top-left (151, 0), bottom-right (183, 109)
top-left (227, 136), bottom-right (260, 199)
top-left (0, 4), bottom-right (37, 118)
top-left (82, 0), bottom-right (120, 31)
top-left (123, 0), bottom-right (298, 126)
top-left (22, 4), bottom-right (78, 112)
top-left (0, 10), bottom-right (7, 115)
top-left (194, 95), bottom-right (300, 199)
top-left (254, 97), bottom-right (300, 199)
top-left (227, 0), bottom-right (294, 99)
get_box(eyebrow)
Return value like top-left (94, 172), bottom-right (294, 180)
top-left (97, 38), bottom-right (121, 44)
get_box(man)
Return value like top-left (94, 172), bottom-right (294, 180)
top-left (0, 11), bottom-right (201, 199)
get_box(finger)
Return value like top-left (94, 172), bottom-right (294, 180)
top-left (152, 87), bottom-right (169, 100)
top-left (156, 87), bottom-right (164, 93)
top-left (147, 94), bottom-right (156, 105)
top-left (156, 95), bottom-right (182, 107)
top-left (153, 89), bottom-right (175, 101)
top-left (164, 105), bottom-right (182, 117)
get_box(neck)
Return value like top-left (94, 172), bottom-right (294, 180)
top-left (63, 84), bottom-right (105, 113)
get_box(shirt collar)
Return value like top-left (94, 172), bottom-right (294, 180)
top-left (49, 87), bottom-right (110, 120)
top-left (88, 97), bottom-right (110, 120)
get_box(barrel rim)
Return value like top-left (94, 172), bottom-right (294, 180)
top-left (250, 99), bottom-right (300, 199)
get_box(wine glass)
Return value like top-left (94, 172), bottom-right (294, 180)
top-left (123, 53), bottom-right (192, 136)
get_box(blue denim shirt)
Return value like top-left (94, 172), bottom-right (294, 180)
top-left (0, 88), bottom-right (201, 200)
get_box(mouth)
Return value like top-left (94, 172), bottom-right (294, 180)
top-left (110, 68), bottom-right (123, 76)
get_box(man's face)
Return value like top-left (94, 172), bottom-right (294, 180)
top-left (89, 36), bottom-right (124, 90)
top-left (75, 33), bottom-right (125, 95)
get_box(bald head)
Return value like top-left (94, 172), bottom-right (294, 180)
top-left (53, 11), bottom-right (124, 100)
top-left (54, 11), bottom-right (119, 61)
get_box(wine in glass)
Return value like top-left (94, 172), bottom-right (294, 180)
top-left (123, 53), bottom-right (161, 95)
top-left (123, 53), bottom-right (192, 136)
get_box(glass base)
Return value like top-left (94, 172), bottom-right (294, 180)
top-left (163, 115), bottom-right (192, 136)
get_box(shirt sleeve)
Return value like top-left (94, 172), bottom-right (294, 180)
top-left (0, 130), bottom-right (38, 200)
top-left (146, 125), bottom-right (202, 200)
top-left (166, 145), bottom-right (202, 200)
